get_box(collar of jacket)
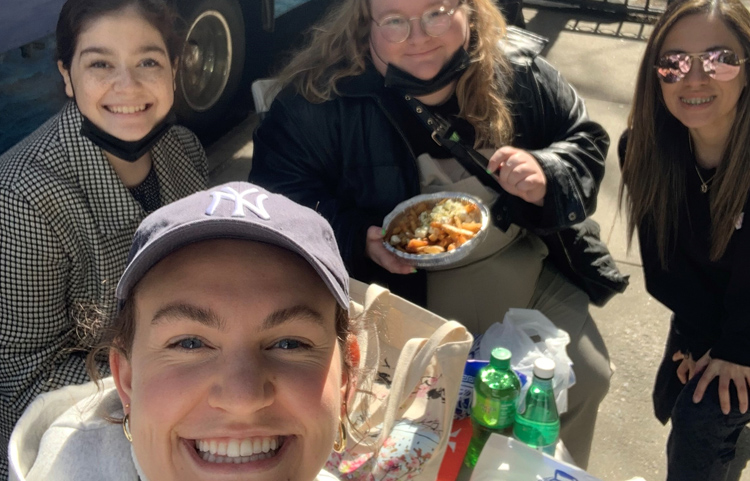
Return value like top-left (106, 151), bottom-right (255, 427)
top-left (57, 101), bottom-right (186, 237)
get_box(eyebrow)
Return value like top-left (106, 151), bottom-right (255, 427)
top-left (78, 44), bottom-right (168, 57)
top-left (375, 0), bottom-right (447, 17)
top-left (663, 45), bottom-right (735, 54)
top-left (151, 303), bottom-right (225, 331)
top-left (150, 303), bottom-right (328, 332)
top-left (262, 305), bottom-right (327, 330)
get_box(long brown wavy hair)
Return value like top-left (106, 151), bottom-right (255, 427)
top-left (274, 0), bottom-right (515, 148)
top-left (620, 0), bottom-right (750, 267)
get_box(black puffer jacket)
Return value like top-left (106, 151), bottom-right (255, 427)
top-left (250, 46), bottom-right (609, 304)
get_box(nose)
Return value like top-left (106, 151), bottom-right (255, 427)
top-left (112, 67), bottom-right (141, 91)
top-left (683, 56), bottom-right (710, 85)
top-left (407, 17), bottom-right (430, 42)
top-left (207, 353), bottom-right (274, 415)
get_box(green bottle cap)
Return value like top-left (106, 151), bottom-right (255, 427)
top-left (489, 347), bottom-right (512, 369)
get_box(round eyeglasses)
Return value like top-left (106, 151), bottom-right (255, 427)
top-left (655, 48), bottom-right (748, 84)
top-left (372, 1), bottom-right (462, 44)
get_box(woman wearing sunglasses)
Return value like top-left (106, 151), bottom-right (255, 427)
top-left (250, 0), bottom-right (612, 468)
top-left (620, 0), bottom-right (750, 478)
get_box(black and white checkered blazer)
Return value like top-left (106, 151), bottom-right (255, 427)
top-left (0, 101), bottom-right (208, 471)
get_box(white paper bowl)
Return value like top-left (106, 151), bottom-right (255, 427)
top-left (382, 192), bottom-right (490, 271)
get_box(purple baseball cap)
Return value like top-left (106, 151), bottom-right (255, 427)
top-left (116, 181), bottom-right (349, 310)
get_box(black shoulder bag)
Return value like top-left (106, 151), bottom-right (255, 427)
top-left (401, 94), bottom-right (629, 307)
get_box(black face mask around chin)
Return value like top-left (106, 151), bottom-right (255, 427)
top-left (383, 47), bottom-right (471, 97)
top-left (80, 111), bottom-right (176, 163)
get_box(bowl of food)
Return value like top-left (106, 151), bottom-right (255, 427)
top-left (382, 192), bottom-right (490, 270)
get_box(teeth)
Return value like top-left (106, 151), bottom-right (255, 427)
top-left (681, 97), bottom-right (714, 105)
top-left (195, 436), bottom-right (284, 462)
top-left (108, 104), bottom-right (147, 114)
top-left (199, 450), bottom-right (276, 463)
top-left (240, 438), bottom-right (253, 456)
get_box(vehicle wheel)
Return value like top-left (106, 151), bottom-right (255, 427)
top-left (174, 0), bottom-right (245, 136)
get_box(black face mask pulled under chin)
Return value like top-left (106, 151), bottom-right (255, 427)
top-left (383, 47), bottom-right (470, 96)
top-left (80, 111), bottom-right (176, 162)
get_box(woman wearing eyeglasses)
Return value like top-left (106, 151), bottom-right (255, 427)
top-left (620, 0), bottom-right (750, 478)
top-left (250, 0), bottom-right (611, 468)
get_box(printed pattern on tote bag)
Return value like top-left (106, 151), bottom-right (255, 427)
top-left (325, 282), bottom-right (472, 481)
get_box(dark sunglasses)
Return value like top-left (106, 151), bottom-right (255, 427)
top-left (654, 48), bottom-right (748, 83)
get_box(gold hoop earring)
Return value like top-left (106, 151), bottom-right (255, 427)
top-left (333, 419), bottom-right (347, 453)
top-left (122, 413), bottom-right (133, 443)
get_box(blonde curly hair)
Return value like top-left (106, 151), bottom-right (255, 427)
top-left (275, 0), bottom-right (515, 148)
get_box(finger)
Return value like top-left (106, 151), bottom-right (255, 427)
top-left (498, 157), bottom-right (516, 187)
top-left (514, 176), bottom-right (545, 197)
top-left (366, 227), bottom-right (414, 275)
top-left (376, 248), bottom-right (414, 275)
top-left (676, 361), bottom-right (688, 384)
top-left (383, 257), bottom-right (415, 275)
top-left (369, 225), bottom-right (385, 240)
top-left (693, 368), bottom-right (717, 404)
top-left (694, 353), bottom-right (711, 371)
top-left (736, 376), bottom-right (748, 414)
top-left (498, 154), bottom-right (531, 193)
top-left (487, 148), bottom-right (512, 174)
top-left (672, 351), bottom-right (685, 362)
top-left (719, 376), bottom-right (732, 415)
top-left (687, 357), bottom-right (701, 381)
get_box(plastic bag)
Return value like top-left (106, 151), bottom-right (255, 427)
top-left (477, 309), bottom-right (575, 413)
top-left (470, 434), bottom-right (603, 481)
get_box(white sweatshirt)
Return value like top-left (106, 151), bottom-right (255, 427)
top-left (8, 378), bottom-right (337, 481)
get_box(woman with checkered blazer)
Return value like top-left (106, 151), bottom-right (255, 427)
top-left (0, 0), bottom-right (208, 473)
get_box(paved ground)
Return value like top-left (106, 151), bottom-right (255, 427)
top-left (202, 6), bottom-right (749, 480)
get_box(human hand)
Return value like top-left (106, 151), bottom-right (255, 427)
top-left (487, 146), bottom-right (547, 206)
top-left (365, 226), bottom-right (415, 275)
top-left (692, 351), bottom-right (750, 414)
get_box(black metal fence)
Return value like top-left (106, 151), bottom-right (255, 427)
top-left (525, 0), bottom-right (665, 22)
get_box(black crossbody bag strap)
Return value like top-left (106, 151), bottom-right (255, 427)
top-left (399, 93), bottom-right (513, 231)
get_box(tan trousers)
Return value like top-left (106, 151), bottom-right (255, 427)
top-left (528, 263), bottom-right (613, 469)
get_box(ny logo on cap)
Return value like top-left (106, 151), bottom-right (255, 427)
top-left (206, 187), bottom-right (270, 220)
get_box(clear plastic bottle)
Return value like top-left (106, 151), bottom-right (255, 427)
top-left (513, 357), bottom-right (560, 455)
top-left (464, 347), bottom-right (521, 468)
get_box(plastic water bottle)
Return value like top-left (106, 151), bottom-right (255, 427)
top-left (513, 357), bottom-right (560, 455)
top-left (464, 347), bottom-right (521, 468)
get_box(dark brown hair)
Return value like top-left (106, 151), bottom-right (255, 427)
top-left (56, 0), bottom-right (183, 69)
top-left (620, 0), bottom-right (750, 267)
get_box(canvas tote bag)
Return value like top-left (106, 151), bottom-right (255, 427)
top-left (326, 280), bottom-right (473, 480)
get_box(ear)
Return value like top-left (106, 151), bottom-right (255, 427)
top-left (57, 60), bottom-right (74, 98)
top-left (110, 349), bottom-right (133, 413)
top-left (172, 58), bottom-right (179, 91)
top-left (340, 334), bottom-right (360, 412)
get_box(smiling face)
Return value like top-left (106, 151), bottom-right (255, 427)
top-left (111, 239), bottom-right (346, 481)
top-left (369, 0), bottom-right (469, 80)
top-left (57, 6), bottom-right (175, 142)
top-left (658, 13), bottom-right (747, 139)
